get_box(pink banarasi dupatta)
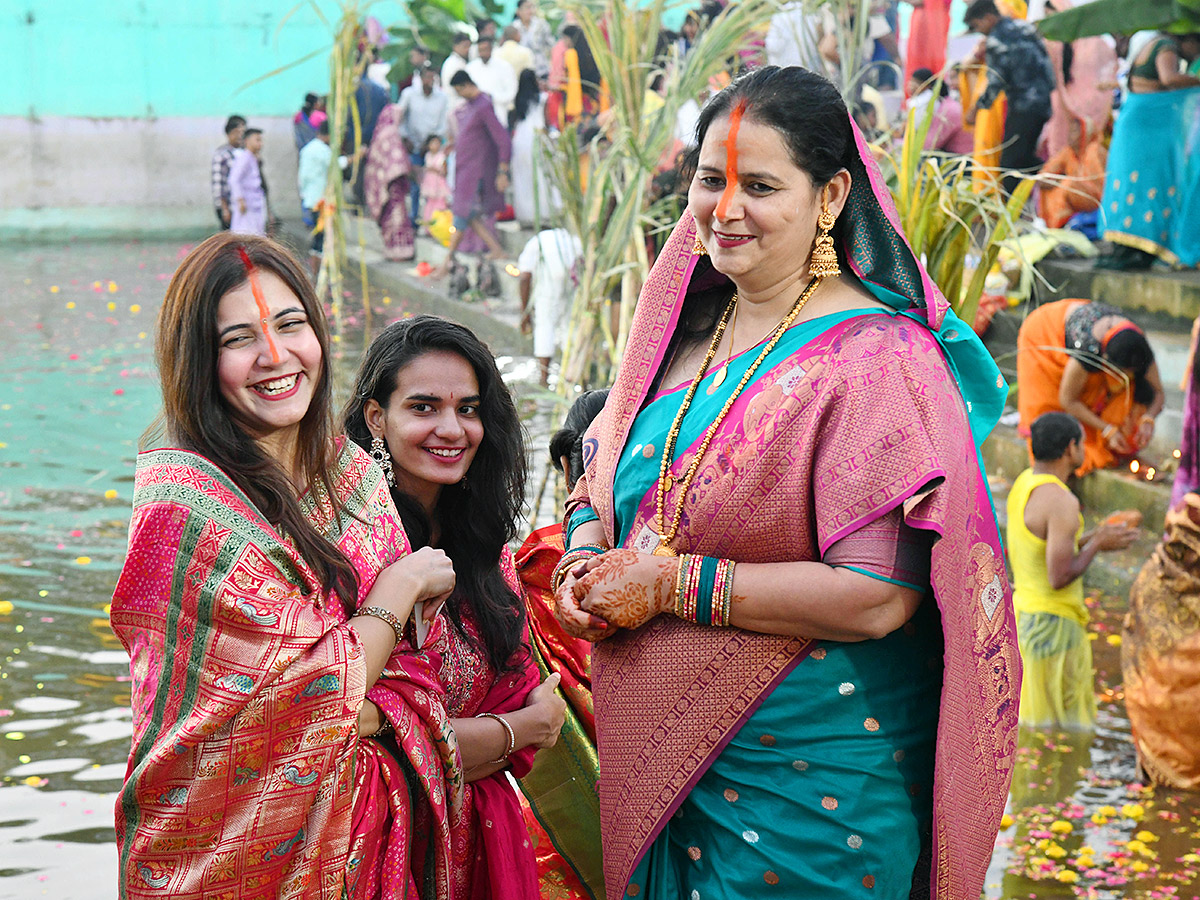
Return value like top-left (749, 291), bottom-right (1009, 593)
top-left (571, 118), bottom-right (1020, 900)
top-left (111, 439), bottom-right (464, 899)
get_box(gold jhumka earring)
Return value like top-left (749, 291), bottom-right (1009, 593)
top-left (693, 238), bottom-right (708, 256)
top-left (808, 190), bottom-right (840, 280)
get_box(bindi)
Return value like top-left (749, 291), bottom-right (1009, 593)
top-left (714, 99), bottom-right (748, 220)
top-left (236, 246), bottom-right (281, 364)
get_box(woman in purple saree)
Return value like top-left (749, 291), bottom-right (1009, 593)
top-left (554, 67), bottom-right (1020, 899)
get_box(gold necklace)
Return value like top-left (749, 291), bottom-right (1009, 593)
top-left (710, 298), bottom-right (738, 389)
top-left (652, 277), bottom-right (822, 556)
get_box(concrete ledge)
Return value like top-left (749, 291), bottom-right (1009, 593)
top-left (0, 206), bottom-right (217, 243)
top-left (1036, 257), bottom-right (1200, 326)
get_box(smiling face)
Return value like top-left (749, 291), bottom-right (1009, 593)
top-left (215, 270), bottom-right (322, 460)
top-left (366, 350), bottom-right (484, 515)
top-left (689, 113), bottom-right (841, 296)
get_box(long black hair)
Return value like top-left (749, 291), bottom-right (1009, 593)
top-left (676, 66), bottom-right (855, 348)
top-left (548, 389), bottom-right (610, 490)
top-left (563, 25), bottom-right (601, 98)
top-left (1105, 328), bottom-right (1157, 406)
top-left (510, 68), bottom-right (541, 130)
top-left (343, 316), bottom-right (527, 673)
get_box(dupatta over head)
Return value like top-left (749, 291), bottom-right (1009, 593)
top-left (573, 116), bottom-right (1019, 900)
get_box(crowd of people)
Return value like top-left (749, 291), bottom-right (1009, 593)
top-left (153, 3), bottom-right (1200, 896)
top-left (208, 0), bottom-right (1199, 390)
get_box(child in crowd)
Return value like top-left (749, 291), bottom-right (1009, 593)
top-left (420, 134), bottom-right (451, 229)
top-left (1006, 411), bottom-right (1139, 731)
top-left (229, 127), bottom-right (267, 236)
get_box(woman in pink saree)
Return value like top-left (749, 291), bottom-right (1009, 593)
top-left (343, 315), bottom-right (567, 899)
top-left (554, 67), bottom-right (1020, 899)
top-left (110, 234), bottom-right (465, 898)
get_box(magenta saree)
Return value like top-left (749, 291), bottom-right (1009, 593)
top-left (111, 439), bottom-right (464, 899)
top-left (405, 547), bottom-right (542, 900)
top-left (570, 120), bottom-right (1020, 899)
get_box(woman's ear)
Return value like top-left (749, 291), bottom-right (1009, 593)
top-left (827, 168), bottom-right (852, 219)
top-left (363, 398), bottom-right (386, 439)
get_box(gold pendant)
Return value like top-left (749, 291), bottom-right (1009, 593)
top-left (711, 364), bottom-right (728, 389)
top-left (662, 473), bottom-right (674, 490)
top-left (652, 541), bottom-right (677, 557)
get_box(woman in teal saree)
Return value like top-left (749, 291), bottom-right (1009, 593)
top-left (554, 67), bottom-right (1020, 899)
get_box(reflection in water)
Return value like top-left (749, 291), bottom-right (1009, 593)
top-left (986, 599), bottom-right (1200, 898)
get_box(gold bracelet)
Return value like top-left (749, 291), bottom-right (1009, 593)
top-left (477, 712), bottom-right (516, 764)
top-left (354, 605), bottom-right (406, 645)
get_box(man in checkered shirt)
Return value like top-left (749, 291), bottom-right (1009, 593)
top-left (211, 115), bottom-right (246, 230)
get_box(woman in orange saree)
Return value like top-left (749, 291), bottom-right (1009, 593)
top-left (1015, 298), bottom-right (1164, 475)
top-left (111, 234), bottom-right (463, 899)
top-left (554, 67), bottom-right (1019, 900)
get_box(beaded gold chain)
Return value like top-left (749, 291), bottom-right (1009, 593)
top-left (652, 277), bottom-right (822, 556)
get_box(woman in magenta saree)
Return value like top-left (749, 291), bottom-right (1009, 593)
top-left (111, 234), bottom-right (462, 899)
top-left (343, 315), bottom-right (568, 899)
top-left (555, 67), bottom-right (1020, 899)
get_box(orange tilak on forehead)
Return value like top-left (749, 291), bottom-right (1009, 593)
top-left (236, 246), bottom-right (281, 364)
top-left (714, 99), bottom-right (748, 220)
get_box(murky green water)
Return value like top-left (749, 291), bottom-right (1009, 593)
top-left (2, 241), bottom-right (1199, 899)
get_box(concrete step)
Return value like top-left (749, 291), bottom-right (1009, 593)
top-left (1034, 256), bottom-right (1200, 326)
top-left (279, 214), bottom-right (531, 354)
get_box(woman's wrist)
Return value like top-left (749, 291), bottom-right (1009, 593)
top-left (672, 554), bottom-right (736, 626)
top-left (476, 712), bottom-right (516, 764)
top-left (552, 545), bottom-right (604, 592)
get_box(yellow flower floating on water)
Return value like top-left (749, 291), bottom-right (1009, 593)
top-left (1130, 860), bottom-right (1150, 873)
top-left (1122, 803), bottom-right (1146, 820)
top-left (1091, 812), bottom-right (1109, 825)
top-left (1107, 634), bottom-right (1122, 645)
top-left (104, 489), bottom-right (118, 500)
top-left (1055, 870), bottom-right (1079, 883)
top-left (75, 556), bottom-right (92, 565)
top-left (1050, 820), bottom-right (1073, 834)
top-left (1000, 813), bottom-right (1014, 828)
top-left (1135, 830), bottom-right (1158, 843)
top-left (1098, 805), bottom-right (1117, 816)
top-left (1045, 843), bottom-right (1067, 859)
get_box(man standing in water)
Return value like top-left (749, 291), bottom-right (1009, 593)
top-left (1006, 412), bottom-right (1138, 731)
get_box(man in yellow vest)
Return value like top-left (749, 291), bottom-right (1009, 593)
top-left (1006, 412), bottom-right (1138, 730)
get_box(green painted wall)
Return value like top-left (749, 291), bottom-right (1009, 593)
top-left (1, 1), bottom-right (352, 118)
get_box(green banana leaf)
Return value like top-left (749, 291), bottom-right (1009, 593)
top-left (1038, 0), bottom-right (1200, 42)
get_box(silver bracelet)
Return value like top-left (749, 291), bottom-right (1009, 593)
top-left (354, 605), bottom-right (405, 645)
top-left (477, 712), bottom-right (516, 764)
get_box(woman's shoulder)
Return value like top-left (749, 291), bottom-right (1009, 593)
top-left (130, 448), bottom-right (270, 533)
